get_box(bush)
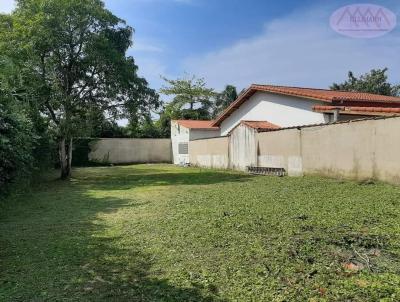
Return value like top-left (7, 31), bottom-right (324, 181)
top-left (0, 101), bottom-right (36, 195)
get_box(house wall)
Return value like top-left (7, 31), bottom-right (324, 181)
top-left (171, 121), bottom-right (190, 165)
top-left (88, 138), bottom-right (171, 164)
top-left (219, 92), bottom-right (328, 135)
top-left (171, 121), bottom-right (220, 165)
top-left (189, 137), bottom-right (229, 169)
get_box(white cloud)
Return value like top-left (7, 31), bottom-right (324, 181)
top-left (0, 0), bottom-right (15, 13)
top-left (183, 5), bottom-right (400, 91)
top-left (130, 43), bottom-right (163, 53)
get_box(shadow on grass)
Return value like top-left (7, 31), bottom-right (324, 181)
top-left (0, 169), bottom-right (227, 301)
top-left (72, 167), bottom-right (253, 191)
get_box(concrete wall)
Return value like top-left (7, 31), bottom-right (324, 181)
top-left (229, 123), bottom-right (257, 171)
top-left (189, 137), bottom-right (229, 169)
top-left (190, 129), bottom-right (220, 140)
top-left (257, 117), bottom-right (400, 183)
top-left (89, 138), bottom-right (172, 164)
top-left (301, 117), bottom-right (400, 183)
top-left (257, 129), bottom-right (303, 176)
top-left (190, 116), bottom-right (400, 184)
top-left (219, 92), bottom-right (328, 135)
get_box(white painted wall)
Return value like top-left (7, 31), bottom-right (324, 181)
top-left (220, 92), bottom-right (329, 135)
top-left (171, 121), bottom-right (220, 165)
top-left (229, 124), bottom-right (257, 171)
top-left (171, 121), bottom-right (190, 165)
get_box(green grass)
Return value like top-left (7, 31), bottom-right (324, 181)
top-left (1, 164), bottom-right (400, 301)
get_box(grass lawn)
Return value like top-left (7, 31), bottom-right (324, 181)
top-left (1, 164), bottom-right (400, 301)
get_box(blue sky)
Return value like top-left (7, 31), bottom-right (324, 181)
top-left (1, 0), bottom-right (399, 93)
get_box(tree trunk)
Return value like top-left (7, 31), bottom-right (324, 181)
top-left (59, 137), bottom-right (72, 180)
top-left (68, 138), bottom-right (73, 172)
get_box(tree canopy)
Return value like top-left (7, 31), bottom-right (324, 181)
top-left (213, 85), bottom-right (238, 117)
top-left (331, 68), bottom-right (399, 96)
top-left (0, 0), bottom-right (160, 178)
top-left (160, 75), bottom-right (216, 119)
top-left (0, 59), bottom-right (35, 192)
top-left (157, 76), bottom-right (238, 137)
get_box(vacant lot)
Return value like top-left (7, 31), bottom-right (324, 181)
top-left (1, 165), bottom-right (400, 301)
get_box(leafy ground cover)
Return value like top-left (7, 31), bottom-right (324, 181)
top-left (1, 164), bottom-right (400, 301)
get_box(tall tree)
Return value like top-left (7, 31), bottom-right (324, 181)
top-left (213, 85), bottom-right (238, 117)
top-left (331, 68), bottom-right (399, 96)
top-left (160, 75), bottom-right (215, 120)
top-left (0, 0), bottom-right (160, 179)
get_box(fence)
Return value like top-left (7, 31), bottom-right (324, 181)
top-left (189, 136), bottom-right (229, 169)
top-left (189, 116), bottom-right (400, 184)
top-left (75, 138), bottom-right (172, 165)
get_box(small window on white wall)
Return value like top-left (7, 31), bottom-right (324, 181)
top-left (178, 142), bottom-right (188, 154)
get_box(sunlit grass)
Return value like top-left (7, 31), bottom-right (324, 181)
top-left (1, 164), bottom-right (400, 301)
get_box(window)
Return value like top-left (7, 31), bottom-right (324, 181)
top-left (178, 142), bottom-right (188, 154)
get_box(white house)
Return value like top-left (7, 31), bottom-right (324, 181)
top-left (171, 84), bottom-right (400, 165)
top-left (171, 120), bottom-right (220, 165)
top-left (213, 84), bottom-right (400, 135)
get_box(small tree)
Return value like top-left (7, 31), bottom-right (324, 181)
top-left (331, 68), bottom-right (400, 96)
top-left (160, 75), bottom-right (215, 118)
top-left (1, 0), bottom-right (160, 179)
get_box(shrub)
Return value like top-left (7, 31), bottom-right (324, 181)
top-left (0, 101), bottom-right (35, 195)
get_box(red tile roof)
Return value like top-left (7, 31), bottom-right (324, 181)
top-left (173, 120), bottom-right (219, 130)
top-left (249, 85), bottom-right (400, 103)
top-left (313, 105), bottom-right (400, 116)
top-left (257, 115), bottom-right (399, 133)
top-left (212, 84), bottom-right (400, 126)
top-left (241, 120), bottom-right (280, 130)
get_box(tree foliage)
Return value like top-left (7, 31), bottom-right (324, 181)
top-left (331, 68), bottom-right (400, 96)
top-left (157, 77), bottom-right (238, 137)
top-left (0, 57), bottom-right (36, 193)
top-left (0, 0), bottom-right (160, 179)
top-left (0, 101), bottom-right (35, 193)
top-left (158, 75), bottom-right (214, 137)
top-left (213, 85), bottom-right (238, 117)
top-left (160, 75), bottom-right (215, 118)
top-left (126, 114), bottom-right (161, 138)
